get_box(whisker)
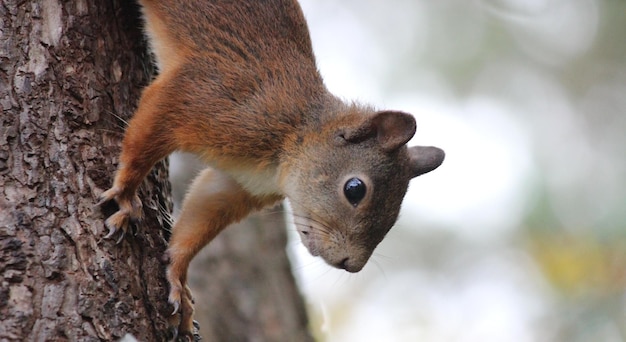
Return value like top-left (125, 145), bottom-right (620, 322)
top-left (291, 214), bottom-right (330, 230)
top-left (156, 201), bottom-right (175, 233)
top-left (372, 251), bottom-right (394, 261)
top-left (331, 269), bottom-right (353, 289)
top-left (309, 263), bottom-right (334, 282)
top-left (292, 255), bottom-right (325, 273)
top-left (288, 198), bottom-right (331, 220)
top-left (291, 222), bottom-right (332, 239)
top-left (286, 238), bottom-right (304, 249)
top-left (104, 109), bottom-right (130, 128)
top-left (94, 128), bottom-right (125, 135)
top-left (370, 257), bottom-right (387, 280)
top-left (290, 213), bottom-right (334, 236)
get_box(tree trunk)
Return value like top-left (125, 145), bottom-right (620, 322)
top-left (1, 0), bottom-right (172, 340)
top-left (187, 210), bottom-right (313, 342)
top-left (0, 1), bottom-right (311, 341)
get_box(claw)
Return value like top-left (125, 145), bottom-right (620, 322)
top-left (97, 186), bottom-right (143, 245)
top-left (96, 187), bottom-right (120, 207)
top-left (95, 196), bottom-right (109, 207)
top-left (171, 300), bottom-right (180, 315)
top-left (115, 230), bottom-right (126, 244)
top-left (104, 222), bottom-right (118, 240)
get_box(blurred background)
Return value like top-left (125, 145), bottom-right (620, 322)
top-left (288, 0), bottom-right (626, 341)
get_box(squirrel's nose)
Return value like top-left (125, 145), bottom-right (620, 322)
top-left (337, 257), bottom-right (349, 270)
top-left (334, 257), bottom-right (362, 273)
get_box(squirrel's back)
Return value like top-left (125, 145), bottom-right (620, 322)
top-left (137, 0), bottom-right (331, 164)
top-left (140, 0), bottom-right (316, 75)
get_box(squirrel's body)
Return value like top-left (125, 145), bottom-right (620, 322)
top-left (141, 0), bottom-right (325, 167)
top-left (99, 0), bottom-right (444, 338)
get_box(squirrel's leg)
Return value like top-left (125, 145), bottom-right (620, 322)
top-left (98, 77), bottom-right (176, 239)
top-left (166, 167), bottom-right (282, 337)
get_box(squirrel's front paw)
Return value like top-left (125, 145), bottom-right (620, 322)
top-left (97, 186), bottom-right (143, 242)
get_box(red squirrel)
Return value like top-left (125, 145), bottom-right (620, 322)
top-left (99, 0), bottom-right (444, 337)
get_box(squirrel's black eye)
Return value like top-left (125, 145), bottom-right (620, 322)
top-left (344, 177), bottom-right (366, 206)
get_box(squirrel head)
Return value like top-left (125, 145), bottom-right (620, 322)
top-left (280, 109), bottom-right (444, 272)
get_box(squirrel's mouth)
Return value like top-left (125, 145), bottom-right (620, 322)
top-left (293, 220), bottom-right (370, 273)
top-left (286, 201), bottom-right (372, 273)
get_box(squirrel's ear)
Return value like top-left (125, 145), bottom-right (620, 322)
top-left (372, 111), bottom-right (417, 151)
top-left (407, 146), bottom-right (445, 178)
top-left (338, 111), bottom-right (417, 152)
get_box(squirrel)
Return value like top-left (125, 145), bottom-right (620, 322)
top-left (98, 0), bottom-right (444, 338)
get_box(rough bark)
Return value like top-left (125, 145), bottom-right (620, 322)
top-left (1, 1), bottom-right (311, 341)
top-left (187, 210), bottom-right (313, 342)
top-left (1, 0), bottom-right (173, 340)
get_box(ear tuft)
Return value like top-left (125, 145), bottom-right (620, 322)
top-left (408, 146), bottom-right (445, 178)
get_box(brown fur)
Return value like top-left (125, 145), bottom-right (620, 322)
top-left (99, 0), bottom-right (445, 337)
